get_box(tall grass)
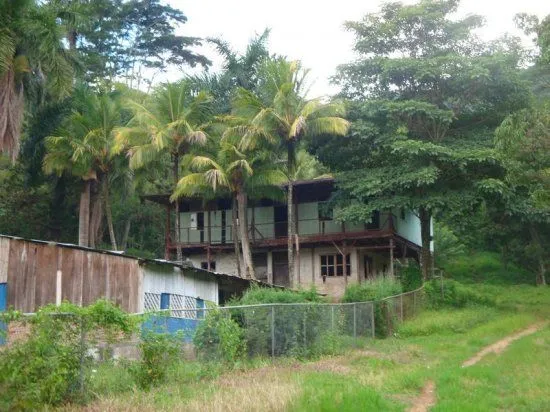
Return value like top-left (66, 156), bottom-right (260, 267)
top-left (342, 277), bottom-right (402, 303)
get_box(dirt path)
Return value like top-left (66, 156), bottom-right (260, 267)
top-left (462, 322), bottom-right (547, 368)
top-left (408, 381), bottom-right (436, 412)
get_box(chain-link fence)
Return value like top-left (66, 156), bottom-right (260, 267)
top-left (1, 286), bottom-right (425, 357)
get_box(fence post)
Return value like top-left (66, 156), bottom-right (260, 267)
top-left (370, 302), bottom-right (375, 338)
top-left (331, 305), bottom-right (335, 332)
top-left (79, 316), bottom-right (86, 397)
top-left (271, 305), bottom-right (275, 358)
top-left (303, 309), bottom-right (307, 350)
top-left (400, 293), bottom-right (404, 322)
top-left (413, 289), bottom-right (416, 314)
top-left (353, 303), bottom-right (357, 340)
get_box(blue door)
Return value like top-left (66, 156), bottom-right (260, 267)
top-left (0, 283), bottom-right (6, 345)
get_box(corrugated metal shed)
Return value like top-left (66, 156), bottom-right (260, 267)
top-left (0, 234), bottom-right (264, 313)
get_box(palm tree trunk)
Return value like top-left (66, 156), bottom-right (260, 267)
top-left (0, 68), bottom-right (24, 162)
top-left (88, 178), bottom-right (103, 248)
top-left (419, 206), bottom-right (432, 281)
top-left (287, 142), bottom-right (296, 287)
top-left (103, 175), bottom-right (118, 250)
top-left (121, 218), bottom-right (132, 250)
top-left (232, 195), bottom-right (243, 277)
top-left (173, 153), bottom-right (183, 263)
top-left (78, 180), bottom-right (91, 247)
top-left (237, 189), bottom-right (256, 280)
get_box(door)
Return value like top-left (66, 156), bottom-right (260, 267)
top-left (364, 256), bottom-right (374, 279)
top-left (272, 251), bottom-right (289, 287)
top-left (273, 206), bottom-right (288, 238)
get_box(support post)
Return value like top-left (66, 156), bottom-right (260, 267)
top-left (267, 251), bottom-right (273, 284)
top-left (56, 270), bottom-right (62, 306)
top-left (165, 204), bottom-right (171, 260)
top-left (295, 234), bottom-right (301, 286)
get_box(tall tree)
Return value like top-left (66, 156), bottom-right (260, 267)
top-left (173, 134), bottom-right (286, 279)
top-left (329, 0), bottom-right (531, 279)
top-left (115, 81), bottom-right (212, 262)
top-left (47, 0), bottom-right (210, 85)
top-left (43, 88), bottom-right (125, 248)
top-left (0, 0), bottom-right (74, 161)
top-left (492, 106), bottom-right (550, 285)
top-left (232, 59), bottom-right (349, 287)
top-left (188, 29), bottom-right (271, 114)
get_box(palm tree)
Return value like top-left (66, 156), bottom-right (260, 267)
top-left (172, 134), bottom-right (286, 279)
top-left (43, 88), bottom-right (125, 249)
top-left (115, 81), bottom-right (212, 262)
top-left (232, 59), bottom-right (350, 287)
top-left (0, 0), bottom-right (74, 161)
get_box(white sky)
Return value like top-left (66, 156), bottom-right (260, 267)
top-left (164, 0), bottom-right (550, 97)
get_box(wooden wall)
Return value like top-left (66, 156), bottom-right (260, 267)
top-left (0, 237), bottom-right (143, 313)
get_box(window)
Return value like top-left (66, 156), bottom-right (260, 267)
top-left (200, 261), bottom-right (216, 271)
top-left (320, 254), bottom-right (351, 277)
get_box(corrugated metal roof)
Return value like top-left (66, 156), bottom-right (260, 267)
top-left (0, 233), bottom-right (275, 287)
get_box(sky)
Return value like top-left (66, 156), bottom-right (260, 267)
top-left (164, 0), bottom-right (550, 97)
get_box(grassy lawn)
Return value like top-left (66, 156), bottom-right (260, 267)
top-left (69, 285), bottom-right (550, 411)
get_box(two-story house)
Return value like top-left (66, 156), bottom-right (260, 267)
top-left (145, 178), bottom-right (427, 297)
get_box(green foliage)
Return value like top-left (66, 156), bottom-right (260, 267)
top-left (399, 262), bottom-right (423, 292)
top-left (342, 278), bottom-right (403, 338)
top-left (443, 251), bottom-right (534, 285)
top-left (342, 278), bottom-right (403, 303)
top-left (193, 310), bottom-right (245, 363)
top-left (232, 285), bottom-right (323, 305)
top-left (131, 331), bottom-right (182, 389)
top-left (425, 279), bottom-right (496, 308)
top-left (0, 300), bottom-right (135, 409)
top-left (433, 223), bottom-right (467, 266)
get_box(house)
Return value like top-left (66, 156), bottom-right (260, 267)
top-left (145, 178), bottom-right (429, 297)
top-left (0, 234), bottom-right (257, 315)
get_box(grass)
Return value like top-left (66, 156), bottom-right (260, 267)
top-left (65, 283), bottom-right (550, 411)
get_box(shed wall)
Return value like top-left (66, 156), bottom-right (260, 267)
top-left (4, 238), bottom-right (142, 313)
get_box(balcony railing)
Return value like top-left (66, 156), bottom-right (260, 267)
top-left (167, 218), bottom-right (386, 248)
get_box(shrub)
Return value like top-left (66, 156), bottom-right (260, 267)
top-left (225, 285), bottom-right (327, 358)
top-left (193, 310), bottom-right (245, 363)
top-left (131, 331), bottom-right (182, 389)
top-left (0, 300), bottom-right (135, 409)
top-left (399, 262), bottom-right (423, 292)
top-left (425, 279), bottom-right (496, 308)
top-left (232, 285), bottom-right (323, 305)
top-left (342, 277), bottom-right (402, 303)
top-left (342, 278), bottom-right (403, 338)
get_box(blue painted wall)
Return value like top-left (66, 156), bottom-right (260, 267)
top-left (0, 283), bottom-right (6, 345)
top-left (142, 316), bottom-right (200, 343)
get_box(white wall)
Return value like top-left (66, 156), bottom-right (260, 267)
top-left (142, 263), bottom-right (218, 304)
top-left (394, 209), bottom-right (422, 246)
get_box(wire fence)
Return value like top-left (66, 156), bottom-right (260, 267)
top-left (1, 286), bottom-right (425, 357)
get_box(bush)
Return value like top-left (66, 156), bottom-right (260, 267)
top-left (342, 277), bottom-right (402, 303)
top-left (342, 278), bottom-right (403, 338)
top-left (0, 300), bottom-right (135, 409)
top-left (425, 279), bottom-right (496, 308)
top-left (399, 262), bottom-right (423, 292)
top-left (225, 285), bottom-right (327, 358)
top-left (131, 331), bottom-right (182, 389)
top-left (232, 285), bottom-right (323, 305)
top-left (193, 310), bottom-right (245, 363)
